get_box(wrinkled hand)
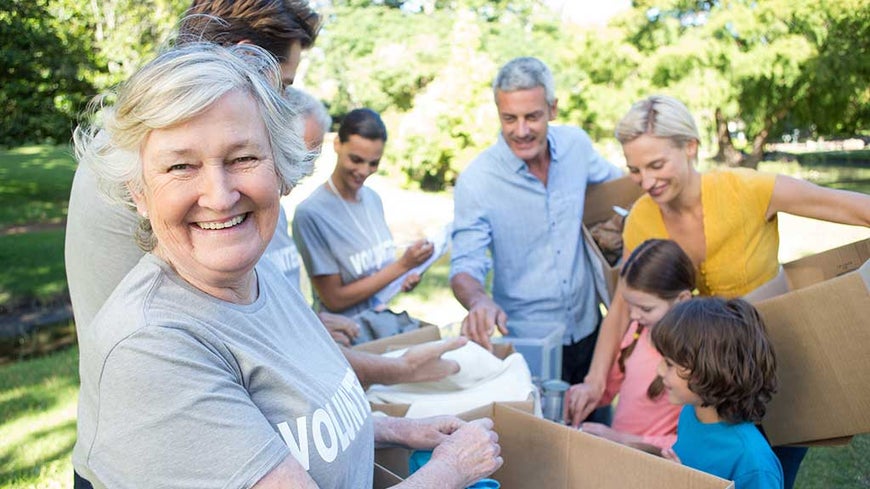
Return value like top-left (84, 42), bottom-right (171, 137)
top-left (661, 447), bottom-right (681, 464)
top-left (399, 336), bottom-right (467, 383)
top-left (399, 239), bottom-right (434, 270)
top-left (430, 418), bottom-right (502, 487)
top-left (399, 415), bottom-right (465, 450)
top-left (460, 297), bottom-right (508, 351)
top-left (564, 382), bottom-right (604, 428)
top-left (401, 272), bottom-right (422, 292)
top-left (317, 311), bottom-right (360, 347)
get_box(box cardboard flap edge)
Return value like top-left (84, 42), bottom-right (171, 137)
top-left (582, 176), bottom-right (644, 305)
top-left (377, 403), bottom-right (733, 488)
top-left (751, 238), bottom-right (870, 446)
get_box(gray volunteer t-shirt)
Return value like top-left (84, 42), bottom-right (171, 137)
top-left (73, 254), bottom-right (374, 489)
top-left (292, 184), bottom-right (395, 317)
top-left (262, 206), bottom-right (303, 289)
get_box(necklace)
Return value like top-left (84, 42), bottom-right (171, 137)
top-left (326, 175), bottom-right (385, 248)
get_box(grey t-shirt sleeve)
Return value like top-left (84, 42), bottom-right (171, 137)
top-left (292, 204), bottom-right (340, 278)
top-left (86, 326), bottom-right (290, 489)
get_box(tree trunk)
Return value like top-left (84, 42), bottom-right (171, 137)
top-left (713, 108), bottom-right (744, 167)
top-left (742, 129), bottom-right (768, 169)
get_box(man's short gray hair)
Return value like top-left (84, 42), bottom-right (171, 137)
top-left (285, 86), bottom-right (331, 134)
top-left (492, 57), bottom-right (556, 105)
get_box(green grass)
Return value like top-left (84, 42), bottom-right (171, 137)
top-left (0, 145), bottom-right (77, 228)
top-left (0, 229), bottom-right (67, 310)
top-left (0, 346), bottom-right (78, 488)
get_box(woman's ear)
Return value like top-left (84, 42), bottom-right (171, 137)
top-left (685, 139), bottom-right (699, 161)
top-left (333, 135), bottom-right (341, 153)
top-left (675, 289), bottom-right (693, 303)
top-left (127, 183), bottom-right (148, 219)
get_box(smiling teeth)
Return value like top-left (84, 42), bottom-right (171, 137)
top-left (197, 214), bottom-right (245, 230)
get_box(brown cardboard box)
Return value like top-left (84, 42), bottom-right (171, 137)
top-left (354, 326), bottom-right (536, 416)
top-left (582, 176), bottom-right (644, 305)
top-left (748, 238), bottom-right (870, 446)
top-left (373, 463), bottom-right (403, 489)
top-left (376, 403), bottom-right (733, 488)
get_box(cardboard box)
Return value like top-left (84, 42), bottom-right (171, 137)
top-left (376, 403), bottom-right (733, 488)
top-left (748, 238), bottom-right (870, 446)
top-left (354, 326), bottom-right (536, 416)
top-left (373, 463), bottom-right (402, 489)
top-left (582, 176), bottom-right (644, 306)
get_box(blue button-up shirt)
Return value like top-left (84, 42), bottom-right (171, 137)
top-left (450, 125), bottom-right (623, 344)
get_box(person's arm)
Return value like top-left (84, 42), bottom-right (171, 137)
top-left (564, 279), bottom-right (631, 426)
top-left (252, 456), bottom-right (318, 489)
top-left (316, 311), bottom-right (360, 347)
top-left (341, 336), bottom-right (467, 388)
top-left (580, 422), bottom-right (675, 454)
top-left (766, 174), bottom-right (870, 225)
top-left (312, 239), bottom-right (434, 312)
top-left (450, 272), bottom-right (508, 351)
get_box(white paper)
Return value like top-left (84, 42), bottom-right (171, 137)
top-left (372, 222), bottom-right (451, 306)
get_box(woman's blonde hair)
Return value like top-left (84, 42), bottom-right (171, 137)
top-left (615, 95), bottom-right (700, 150)
top-left (73, 42), bottom-right (311, 250)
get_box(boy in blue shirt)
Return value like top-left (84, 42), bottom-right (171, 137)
top-left (651, 297), bottom-right (783, 489)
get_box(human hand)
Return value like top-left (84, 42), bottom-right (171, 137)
top-left (317, 311), bottom-right (360, 347)
top-left (398, 336), bottom-right (467, 383)
top-left (397, 415), bottom-right (466, 450)
top-left (661, 447), bottom-right (682, 464)
top-left (580, 422), bottom-right (624, 444)
top-left (399, 239), bottom-right (434, 269)
top-left (460, 297), bottom-right (508, 351)
top-left (564, 382), bottom-right (604, 428)
top-left (429, 418), bottom-right (502, 487)
top-left (401, 272), bottom-right (422, 292)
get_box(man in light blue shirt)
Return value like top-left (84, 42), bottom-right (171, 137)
top-left (450, 57), bottom-right (623, 386)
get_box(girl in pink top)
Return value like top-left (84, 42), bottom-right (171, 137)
top-left (572, 239), bottom-right (694, 453)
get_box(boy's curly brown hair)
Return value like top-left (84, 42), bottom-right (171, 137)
top-left (650, 297), bottom-right (777, 424)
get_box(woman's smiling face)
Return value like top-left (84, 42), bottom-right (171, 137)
top-left (132, 90), bottom-right (281, 290)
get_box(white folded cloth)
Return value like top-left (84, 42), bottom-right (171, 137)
top-left (367, 340), bottom-right (535, 418)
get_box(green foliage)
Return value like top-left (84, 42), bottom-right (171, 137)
top-left (0, 0), bottom-right (96, 146)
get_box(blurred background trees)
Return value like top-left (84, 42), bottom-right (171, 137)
top-left (2, 0), bottom-right (867, 186)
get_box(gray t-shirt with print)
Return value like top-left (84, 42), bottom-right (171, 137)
top-left (262, 206), bottom-right (303, 289)
top-left (292, 184), bottom-right (395, 317)
top-left (73, 254), bottom-right (374, 489)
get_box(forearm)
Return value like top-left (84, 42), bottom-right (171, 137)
top-left (584, 292), bottom-right (630, 389)
top-left (394, 459), bottom-right (464, 489)
top-left (315, 261), bottom-right (410, 312)
top-left (450, 272), bottom-right (490, 311)
top-left (342, 347), bottom-right (405, 389)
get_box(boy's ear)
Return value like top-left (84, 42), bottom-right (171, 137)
top-left (675, 289), bottom-right (693, 303)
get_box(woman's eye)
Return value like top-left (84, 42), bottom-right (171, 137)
top-left (234, 156), bottom-right (257, 164)
top-left (168, 163), bottom-right (189, 172)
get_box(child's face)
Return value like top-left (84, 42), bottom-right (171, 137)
top-left (656, 357), bottom-right (702, 406)
top-left (622, 286), bottom-right (678, 329)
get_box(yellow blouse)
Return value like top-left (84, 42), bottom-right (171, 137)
top-left (623, 168), bottom-right (779, 298)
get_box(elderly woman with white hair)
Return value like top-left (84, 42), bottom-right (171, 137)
top-left (72, 42), bottom-right (501, 489)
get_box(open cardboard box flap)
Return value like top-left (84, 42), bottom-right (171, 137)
top-left (749, 238), bottom-right (870, 446)
top-left (582, 176), bottom-right (645, 305)
top-left (377, 403), bottom-right (733, 488)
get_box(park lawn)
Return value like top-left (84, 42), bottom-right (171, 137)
top-left (0, 145), bottom-right (77, 229)
top-left (0, 229), bottom-right (67, 310)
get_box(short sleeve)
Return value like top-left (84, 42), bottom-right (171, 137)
top-left (622, 195), bottom-right (667, 256)
top-left (727, 168), bottom-right (776, 216)
top-left (292, 204), bottom-right (340, 277)
top-left (87, 327), bottom-right (289, 489)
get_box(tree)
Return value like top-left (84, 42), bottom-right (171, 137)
top-left (618, 0), bottom-right (870, 168)
top-left (0, 0), bottom-right (96, 146)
